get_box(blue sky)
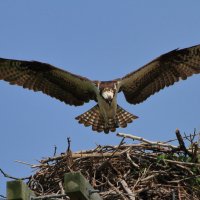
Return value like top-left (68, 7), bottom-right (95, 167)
top-left (1, 1), bottom-right (200, 195)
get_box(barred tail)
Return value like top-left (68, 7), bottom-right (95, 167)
top-left (116, 105), bottom-right (138, 128)
top-left (75, 105), bottom-right (138, 134)
top-left (75, 105), bottom-right (105, 132)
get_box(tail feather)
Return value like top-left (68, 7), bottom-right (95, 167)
top-left (75, 105), bottom-right (138, 133)
top-left (75, 105), bottom-right (103, 130)
top-left (116, 105), bottom-right (138, 128)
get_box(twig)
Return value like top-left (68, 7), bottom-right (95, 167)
top-left (145, 155), bottom-right (200, 167)
top-left (66, 137), bottom-right (71, 153)
top-left (40, 151), bottom-right (127, 166)
top-left (132, 167), bottom-right (150, 190)
top-left (15, 160), bottom-right (44, 168)
top-left (40, 142), bottom-right (175, 165)
top-left (11, 130), bottom-right (200, 199)
top-left (191, 142), bottom-right (199, 162)
top-left (0, 168), bottom-right (30, 180)
top-left (117, 133), bottom-right (178, 149)
top-left (107, 179), bottom-right (128, 200)
top-left (178, 183), bottom-right (182, 200)
top-left (168, 175), bottom-right (200, 183)
top-left (184, 130), bottom-right (196, 144)
top-left (175, 129), bottom-right (192, 157)
top-left (126, 151), bottom-right (139, 168)
top-left (119, 179), bottom-right (136, 200)
top-left (28, 177), bottom-right (44, 194)
top-left (31, 194), bottom-right (69, 200)
top-left (53, 145), bottom-right (57, 156)
top-left (109, 137), bottom-right (126, 158)
top-left (58, 181), bottom-right (65, 195)
top-left (140, 173), bottom-right (158, 182)
top-left (0, 194), bottom-right (6, 199)
top-left (96, 138), bottom-right (125, 172)
top-left (164, 129), bottom-right (199, 144)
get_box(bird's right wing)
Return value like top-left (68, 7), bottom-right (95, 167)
top-left (119, 45), bottom-right (200, 104)
top-left (0, 58), bottom-right (97, 106)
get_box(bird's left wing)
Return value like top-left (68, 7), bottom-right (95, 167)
top-left (0, 58), bottom-right (97, 106)
top-left (119, 45), bottom-right (200, 104)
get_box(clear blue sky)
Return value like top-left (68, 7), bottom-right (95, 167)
top-left (1, 0), bottom-right (200, 195)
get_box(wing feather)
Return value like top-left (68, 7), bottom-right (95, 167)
top-left (120, 45), bottom-right (200, 104)
top-left (0, 58), bottom-right (97, 106)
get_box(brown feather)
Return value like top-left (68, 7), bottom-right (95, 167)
top-left (0, 58), bottom-right (97, 106)
top-left (76, 105), bottom-right (138, 133)
top-left (120, 45), bottom-right (200, 104)
top-left (1, 45), bottom-right (200, 133)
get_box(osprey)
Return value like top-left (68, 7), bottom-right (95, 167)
top-left (0, 45), bottom-right (200, 133)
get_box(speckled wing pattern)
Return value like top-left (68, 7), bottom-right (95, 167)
top-left (0, 58), bottom-right (97, 106)
top-left (120, 45), bottom-right (200, 104)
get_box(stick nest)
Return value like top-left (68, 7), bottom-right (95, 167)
top-left (26, 130), bottom-right (200, 200)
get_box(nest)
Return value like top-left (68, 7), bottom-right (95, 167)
top-left (16, 130), bottom-right (200, 199)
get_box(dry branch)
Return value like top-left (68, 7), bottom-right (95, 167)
top-left (2, 129), bottom-right (200, 199)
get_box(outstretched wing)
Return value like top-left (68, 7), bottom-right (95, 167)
top-left (120, 45), bottom-right (200, 104)
top-left (0, 58), bottom-right (97, 106)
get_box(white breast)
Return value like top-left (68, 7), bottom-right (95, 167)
top-left (102, 90), bottom-right (114, 100)
top-left (97, 92), bottom-right (117, 121)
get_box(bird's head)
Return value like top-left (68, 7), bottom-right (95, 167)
top-left (101, 88), bottom-right (116, 105)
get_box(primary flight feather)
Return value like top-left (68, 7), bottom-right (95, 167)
top-left (0, 44), bottom-right (200, 133)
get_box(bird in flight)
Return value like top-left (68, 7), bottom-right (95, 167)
top-left (0, 45), bottom-right (200, 133)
